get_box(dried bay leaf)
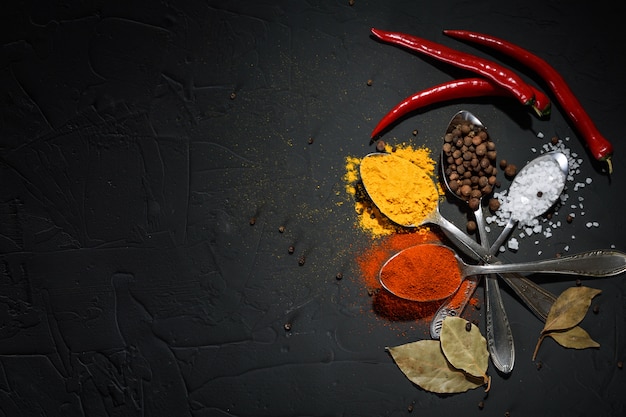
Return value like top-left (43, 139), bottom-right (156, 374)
top-left (546, 326), bottom-right (600, 350)
top-left (387, 340), bottom-right (484, 394)
top-left (440, 317), bottom-right (489, 385)
top-left (542, 286), bottom-right (602, 333)
top-left (533, 286), bottom-right (601, 360)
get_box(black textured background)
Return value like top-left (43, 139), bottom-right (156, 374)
top-left (1, 1), bottom-right (626, 416)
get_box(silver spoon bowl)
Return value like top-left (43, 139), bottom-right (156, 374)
top-left (380, 243), bottom-right (626, 303)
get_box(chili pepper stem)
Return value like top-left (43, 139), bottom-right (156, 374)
top-left (606, 157), bottom-right (613, 175)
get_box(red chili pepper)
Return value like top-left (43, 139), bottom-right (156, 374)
top-left (371, 78), bottom-right (510, 138)
top-left (370, 28), bottom-right (550, 117)
top-left (443, 29), bottom-right (613, 172)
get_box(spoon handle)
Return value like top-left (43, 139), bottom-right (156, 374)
top-left (499, 274), bottom-right (556, 321)
top-left (471, 250), bottom-right (626, 277)
top-left (489, 218), bottom-right (516, 254)
top-left (476, 205), bottom-right (515, 374)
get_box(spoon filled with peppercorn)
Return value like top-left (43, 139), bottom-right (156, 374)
top-left (379, 243), bottom-right (626, 303)
top-left (436, 110), bottom-right (516, 374)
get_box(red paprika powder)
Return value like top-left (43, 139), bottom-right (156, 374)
top-left (379, 244), bottom-right (462, 302)
top-left (356, 230), bottom-right (442, 321)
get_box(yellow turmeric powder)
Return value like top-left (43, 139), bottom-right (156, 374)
top-left (360, 153), bottom-right (439, 226)
top-left (343, 143), bottom-right (440, 237)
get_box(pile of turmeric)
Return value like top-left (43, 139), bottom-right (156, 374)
top-left (343, 143), bottom-right (441, 237)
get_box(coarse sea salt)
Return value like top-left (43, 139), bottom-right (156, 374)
top-left (497, 158), bottom-right (566, 227)
top-left (487, 136), bottom-right (600, 252)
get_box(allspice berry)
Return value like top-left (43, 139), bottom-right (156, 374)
top-left (466, 220), bottom-right (477, 233)
top-left (488, 198), bottom-right (500, 212)
top-left (504, 163), bottom-right (517, 178)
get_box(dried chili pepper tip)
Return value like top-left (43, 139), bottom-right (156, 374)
top-left (442, 29), bottom-right (614, 170)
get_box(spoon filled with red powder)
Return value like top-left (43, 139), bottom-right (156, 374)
top-left (379, 244), bottom-right (626, 302)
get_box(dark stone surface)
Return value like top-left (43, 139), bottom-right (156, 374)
top-left (1, 0), bottom-right (626, 416)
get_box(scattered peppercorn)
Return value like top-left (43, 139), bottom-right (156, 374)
top-left (230, 92), bottom-right (236, 100)
top-left (504, 163), bottom-right (517, 178)
top-left (308, 137), bottom-right (314, 144)
top-left (593, 304), bottom-right (599, 314)
top-left (249, 217), bottom-right (256, 226)
top-left (278, 225), bottom-right (285, 233)
top-left (284, 323), bottom-right (291, 331)
top-left (298, 255), bottom-right (306, 266)
top-left (407, 403), bottom-right (414, 413)
top-left (536, 361), bottom-right (542, 370)
top-left (367, 79), bottom-right (373, 86)
top-left (575, 278), bottom-right (581, 286)
top-left (336, 272), bottom-right (343, 280)
top-left (536, 191), bottom-right (543, 198)
top-left (465, 322), bottom-right (472, 332)
top-left (618, 361), bottom-right (623, 369)
top-left (488, 198), bottom-right (500, 212)
top-left (412, 129), bottom-right (418, 136)
top-left (504, 411), bottom-right (510, 417)
top-left (288, 245), bottom-right (295, 254)
top-left (566, 215), bottom-right (573, 223)
top-left (376, 140), bottom-right (386, 152)
top-left (466, 220), bottom-right (477, 233)
top-left (349, 0), bottom-right (355, 5)
top-left (478, 401), bottom-right (485, 410)
top-left (499, 159), bottom-right (507, 169)
top-left (551, 136), bottom-right (559, 145)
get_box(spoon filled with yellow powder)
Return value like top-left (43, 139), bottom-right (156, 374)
top-left (359, 152), bottom-right (486, 259)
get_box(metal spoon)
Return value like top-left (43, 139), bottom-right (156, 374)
top-left (359, 152), bottom-right (489, 258)
top-left (379, 244), bottom-right (626, 303)
top-left (432, 150), bottom-right (569, 332)
top-left (360, 152), bottom-right (560, 323)
top-left (437, 110), bottom-right (514, 374)
top-left (489, 151), bottom-right (569, 253)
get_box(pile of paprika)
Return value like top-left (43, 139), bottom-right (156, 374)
top-left (379, 244), bottom-right (462, 302)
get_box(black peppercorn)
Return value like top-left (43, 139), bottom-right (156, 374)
top-left (465, 322), bottom-right (472, 332)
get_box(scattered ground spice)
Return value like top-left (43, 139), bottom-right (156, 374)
top-left (345, 144), bottom-right (479, 329)
top-left (356, 229), bottom-right (456, 323)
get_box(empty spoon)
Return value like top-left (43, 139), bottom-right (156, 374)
top-left (379, 243), bottom-right (626, 303)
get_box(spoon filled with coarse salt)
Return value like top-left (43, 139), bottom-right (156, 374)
top-left (379, 243), bottom-right (626, 303)
top-left (488, 151), bottom-right (569, 253)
